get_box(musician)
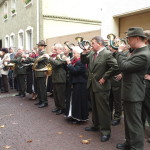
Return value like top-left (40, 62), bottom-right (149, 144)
top-left (112, 27), bottom-right (150, 150)
top-left (108, 45), bottom-right (122, 126)
top-left (81, 36), bottom-right (119, 142)
top-left (65, 46), bottom-right (89, 124)
top-left (142, 30), bottom-right (150, 143)
top-left (7, 48), bottom-right (27, 97)
top-left (0, 48), bottom-right (10, 93)
top-left (49, 43), bottom-right (67, 115)
top-left (8, 47), bottom-right (15, 89)
top-left (26, 40), bottom-right (49, 108)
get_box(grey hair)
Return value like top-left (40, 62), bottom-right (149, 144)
top-left (91, 36), bottom-right (105, 46)
top-left (54, 43), bottom-right (64, 50)
top-left (72, 46), bottom-right (83, 54)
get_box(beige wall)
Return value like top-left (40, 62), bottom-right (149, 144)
top-left (43, 18), bottom-right (101, 40)
top-left (119, 11), bottom-right (150, 37)
top-left (46, 30), bottom-right (100, 53)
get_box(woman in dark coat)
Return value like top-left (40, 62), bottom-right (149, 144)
top-left (65, 46), bottom-right (88, 124)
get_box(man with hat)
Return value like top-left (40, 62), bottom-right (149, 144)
top-left (26, 40), bottom-right (49, 108)
top-left (112, 27), bottom-right (150, 150)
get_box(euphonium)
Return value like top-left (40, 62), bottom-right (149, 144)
top-left (107, 33), bottom-right (127, 50)
top-left (75, 37), bottom-right (91, 50)
top-left (32, 55), bottom-right (52, 76)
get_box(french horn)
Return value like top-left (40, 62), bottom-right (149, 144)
top-left (75, 37), bottom-right (91, 50)
top-left (107, 33), bottom-right (127, 50)
top-left (32, 55), bottom-right (52, 76)
top-left (64, 41), bottom-right (75, 50)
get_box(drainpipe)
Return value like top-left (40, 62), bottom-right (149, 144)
top-left (37, 0), bottom-right (39, 43)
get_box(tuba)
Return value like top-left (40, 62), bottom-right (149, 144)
top-left (32, 55), bottom-right (52, 76)
top-left (75, 37), bottom-right (91, 50)
top-left (107, 33), bottom-right (127, 50)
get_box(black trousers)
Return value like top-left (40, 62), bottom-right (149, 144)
top-left (36, 77), bottom-right (47, 104)
top-left (2, 75), bottom-right (9, 92)
top-left (17, 74), bottom-right (26, 95)
top-left (109, 86), bottom-right (122, 120)
top-left (142, 87), bottom-right (150, 127)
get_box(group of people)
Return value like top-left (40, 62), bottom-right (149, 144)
top-left (0, 27), bottom-right (150, 150)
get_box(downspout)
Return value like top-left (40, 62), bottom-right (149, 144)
top-left (37, 0), bottom-right (39, 43)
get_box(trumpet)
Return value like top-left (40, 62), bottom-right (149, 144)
top-left (75, 37), bottom-right (91, 50)
top-left (107, 33), bottom-right (127, 50)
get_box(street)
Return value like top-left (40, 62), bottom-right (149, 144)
top-left (0, 91), bottom-right (149, 150)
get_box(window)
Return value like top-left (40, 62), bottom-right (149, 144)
top-left (10, 33), bottom-right (15, 47)
top-left (5, 35), bottom-right (9, 48)
top-left (18, 29), bottom-right (24, 49)
top-left (26, 26), bottom-right (33, 51)
top-left (11, 0), bottom-right (16, 15)
top-left (4, 1), bottom-right (8, 20)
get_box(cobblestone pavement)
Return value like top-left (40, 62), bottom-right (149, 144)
top-left (0, 90), bottom-right (149, 150)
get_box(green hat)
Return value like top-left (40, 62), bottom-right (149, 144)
top-left (37, 40), bottom-right (47, 46)
top-left (126, 27), bottom-right (147, 38)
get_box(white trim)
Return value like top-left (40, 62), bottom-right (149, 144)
top-left (3, 1), bottom-right (8, 21)
top-left (25, 26), bottom-right (33, 51)
top-left (5, 35), bottom-right (9, 48)
top-left (11, 0), bottom-right (16, 16)
top-left (10, 33), bottom-right (15, 48)
top-left (18, 29), bottom-right (24, 49)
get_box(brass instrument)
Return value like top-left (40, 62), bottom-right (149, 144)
top-left (107, 33), bottom-right (127, 50)
top-left (32, 55), bottom-right (52, 76)
top-left (64, 41), bottom-right (75, 50)
top-left (75, 37), bottom-right (91, 50)
top-left (3, 62), bottom-right (15, 70)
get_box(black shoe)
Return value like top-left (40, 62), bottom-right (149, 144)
top-left (85, 126), bottom-right (99, 131)
top-left (116, 143), bottom-right (130, 149)
top-left (20, 94), bottom-right (26, 97)
top-left (15, 93), bottom-right (21, 96)
top-left (101, 135), bottom-right (110, 142)
top-left (72, 120), bottom-right (81, 124)
top-left (34, 102), bottom-right (42, 105)
top-left (111, 119), bottom-right (120, 126)
top-left (38, 103), bottom-right (48, 108)
top-left (1, 91), bottom-right (8, 93)
top-left (56, 109), bottom-right (64, 115)
top-left (52, 108), bottom-right (60, 112)
top-left (148, 138), bottom-right (150, 143)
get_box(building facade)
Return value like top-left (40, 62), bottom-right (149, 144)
top-left (0, 0), bottom-right (40, 51)
top-left (101, 0), bottom-right (150, 39)
top-left (0, 0), bottom-right (101, 52)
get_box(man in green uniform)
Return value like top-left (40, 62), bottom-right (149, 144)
top-left (27, 40), bottom-right (49, 108)
top-left (81, 36), bottom-right (119, 142)
top-left (113, 27), bottom-right (150, 150)
top-left (9, 48), bottom-right (26, 97)
top-left (49, 43), bottom-right (67, 115)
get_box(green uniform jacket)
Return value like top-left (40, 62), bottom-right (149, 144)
top-left (115, 45), bottom-right (150, 102)
top-left (49, 57), bottom-right (66, 83)
top-left (10, 56), bottom-right (26, 75)
top-left (81, 48), bottom-right (119, 92)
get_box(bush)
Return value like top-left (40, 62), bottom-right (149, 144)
top-left (25, 0), bottom-right (31, 5)
top-left (11, 9), bottom-right (15, 14)
top-left (4, 14), bottom-right (7, 19)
